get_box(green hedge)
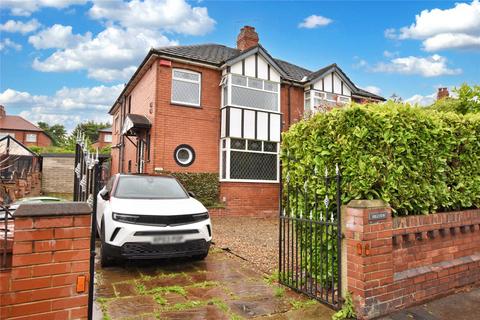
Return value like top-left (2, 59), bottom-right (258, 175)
top-left (281, 102), bottom-right (480, 216)
top-left (171, 172), bottom-right (220, 208)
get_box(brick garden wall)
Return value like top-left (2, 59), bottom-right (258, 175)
top-left (41, 154), bottom-right (74, 195)
top-left (344, 200), bottom-right (480, 319)
top-left (0, 203), bottom-right (92, 320)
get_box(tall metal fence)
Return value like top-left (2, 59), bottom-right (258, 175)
top-left (279, 161), bottom-right (342, 308)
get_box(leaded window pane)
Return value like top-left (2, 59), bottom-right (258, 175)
top-left (231, 86), bottom-right (278, 111)
top-left (264, 81), bottom-right (277, 92)
top-left (230, 151), bottom-right (277, 180)
top-left (248, 140), bottom-right (262, 151)
top-left (172, 80), bottom-right (200, 105)
top-left (173, 70), bottom-right (199, 81)
top-left (248, 78), bottom-right (263, 90)
top-left (232, 74), bottom-right (247, 86)
top-left (231, 138), bottom-right (246, 150)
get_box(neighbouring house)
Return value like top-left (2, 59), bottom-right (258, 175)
top-left (0, 105), bottom-right (53, 147)
top-left (92, 127), bottom-right (113, 150)
top-left (108, 26), bottom-right (385, 216)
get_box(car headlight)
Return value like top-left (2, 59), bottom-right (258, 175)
top-left (112, 212), bottom-right (140, 224)
top-left (192, 212), bottom-right (209, 221)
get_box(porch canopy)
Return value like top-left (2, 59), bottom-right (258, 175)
top-left (0, 136), bottom-right (39, 181)
top-left (121, 114), bottom-right (151, 136)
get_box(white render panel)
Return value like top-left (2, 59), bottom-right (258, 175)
top-left (313, 81), bottom-right (322, 91)
top-left (229, 108), bottom-right (242, 138)
top-left (343, 85), bottom-right (351, 96)
top-left (257, 55), bottom-right (268, 80)
top-left (257, 112), bottom-right (268, 140)
top-left (221, 108), bottom-right (226, 137)
top-left (244, 55), bottom-right (256, 77)
top-left (333, 73), bottom-right (342, 94)
top-left (244, 110), bottom-right (256, 139)
top-left (230, 62), bottom-right (243, 75)
top-left (324, 73), bottom-right (332, 92)
top-left (270, 67), bottom-right (280, 82)
top-left (270, 113), bottom-right (281, 142)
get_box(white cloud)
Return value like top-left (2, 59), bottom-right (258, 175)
top-left (28, 24), bottom-right (92, 49)
top-left (0, 0), bottom-right (87, 16)
top-left (405, 93), bottom-right (436, 106)
top-left (32, 26), bottom-right (177, 81)
top-left (361, 86), bottom-right (382, 95)
top-left (298, 15), bottom-right (333, 29)
top-left (0, 38), bottom-right (22, 52)
top-left (386, 0), bottom-right (480, 51)
top-left (0, 85), bottom-right (122, 130)
top-left (372, 54), bottom-right (462, 77)
top-left (383, 50), bottom-right (399, 58)
top-left (89, 0), bottom-right (215, 36)
top-left (0, 19), bottom-right (41, 34)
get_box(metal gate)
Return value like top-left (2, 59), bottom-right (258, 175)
top-left (279, 160), bottom-right (342, 308)
top-left (72, 132), bottom-right (107, 320)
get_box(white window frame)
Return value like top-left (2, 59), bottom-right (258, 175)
top-left (25, 133), bottom-right (37, 142)
top-left (304, 89), bottom-right (351, 110)
top-left (104, 134), bottom-right (112, 143)
top-left (225, 73), bottom-right (280, 113)
top-left (171, 68), bottom-right (201, 107)
top-left (219, 137), bottom-right (279, 183)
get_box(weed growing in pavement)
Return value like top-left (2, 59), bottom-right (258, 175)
top-left (274, 287), bottom-right (285, 298)
top-left (95, 297), bottom-right (111, 320)
top-left (136, 282), bottom-right (147, 295)
top-left (210, 298), bottom-right (229, 313)
top-left (191, 281), bottom-right (220, 288)
top-left (229, 314), bottom-right (243, 320)
top-left (153, 293), bottom-right (167, 306)
top-left (171, 300), bottom-right (203, 311)
top-left (289, 298), bottom-right (317, 310)
top-left (264, 270), bottom-right (279, 285)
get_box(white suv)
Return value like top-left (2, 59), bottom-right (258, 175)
top-left (96, 174), bottom-right (212, 267)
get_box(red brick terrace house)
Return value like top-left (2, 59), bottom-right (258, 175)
top-left (92, 127), bottom-right (113, 150)
top-left (0, 105), bottom-right (53, 147)
top-left (109, 26), bottom-right (384, 216)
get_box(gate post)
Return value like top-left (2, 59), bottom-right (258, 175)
top-left (344, 200), bottom-right (393, 319)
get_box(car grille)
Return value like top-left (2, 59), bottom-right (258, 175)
top-left (134, 213), bottom-right (208, 226)
top-left (121, 240), bottom-right (209, 258)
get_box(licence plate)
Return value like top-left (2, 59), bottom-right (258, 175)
top-left (152, 235), bottom-right (184, 244)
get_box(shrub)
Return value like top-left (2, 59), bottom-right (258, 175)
top-left (281, 102), bottom-right (480, 216)
top-left (171, 172), bottom-right (220, 208)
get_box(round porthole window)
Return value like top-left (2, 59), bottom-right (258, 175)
top-left (174, 144), bottom-right (195, 167)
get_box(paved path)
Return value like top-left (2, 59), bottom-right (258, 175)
top-left (379, 288), bottom-right (480, 320)
top-left (93, 245), bottom-right (335, 320)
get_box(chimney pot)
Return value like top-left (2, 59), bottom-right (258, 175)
top-left (437, 87), bottom-right (449, 100)
top-left (0, 105), bottom-right (5, 118)
top-left (237, 25), bottom-right (259, 51)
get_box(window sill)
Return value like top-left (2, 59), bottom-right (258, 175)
top-left (171, 102), bottom-right (202, 109)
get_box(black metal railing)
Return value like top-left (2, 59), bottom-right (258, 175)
top-left (0, 203), bottom-right (13, 270)
top-left (279, 161), bottom-right (342, 308)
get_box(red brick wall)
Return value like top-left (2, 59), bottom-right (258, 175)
top-left (0, 208), bottom-right (91, 320)
top-left (344, 201), bottom-right (480, 319)
top-left (280, 84), bottom-right (304, 131)
top-left (0, 130), bottom-right (52, 147)
top-left (219, 182), bottom-right (279, 216)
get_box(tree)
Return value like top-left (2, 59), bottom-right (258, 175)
top-left (37, 122), bottom-right (67, 146)
top-left (429, 83), bottom-right (480, 114)
top-left (389, 93), bottom-right (403, 103)
top-left (65, 120), bottom-right (111, 149)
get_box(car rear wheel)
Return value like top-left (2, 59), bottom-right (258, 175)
top-left (100, 221), bottom-right (116, 268)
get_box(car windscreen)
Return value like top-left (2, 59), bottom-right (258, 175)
top-left (114, 176), bottom-right (188, 199)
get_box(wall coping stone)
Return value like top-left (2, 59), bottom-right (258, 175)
top-left (14, 202), bottom-right (92, 217)
top-left (347, 199), bottom-right (388, 209)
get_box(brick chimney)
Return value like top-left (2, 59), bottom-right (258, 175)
top-left (237, 26), bottom-right (259, 51)
top-left (437, 87), bottom-right (449, 100)
top-left (0, 105), bottom-right (5, 118)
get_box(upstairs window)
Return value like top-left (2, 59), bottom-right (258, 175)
top-left (229, 74), bottom-right (279, 112)
top-left (25, 133), bottom-right (37, 142)
top-left (104, 134), bottom-right (112, 142)
top-left (172, 69), bottom-right (201, 107)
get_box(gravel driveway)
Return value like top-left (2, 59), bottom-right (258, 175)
top-left (211, 216), bottom-right (279, 274)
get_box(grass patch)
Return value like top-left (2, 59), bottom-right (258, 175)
top-left (289, 299), bottom-right (317, 310)
top-left (95, 297), bottom-right (111, 320)
top-left (191, 281), bottom-right (220, 288)
top-left (153, 293), bottom-right (167, 306)
top-left (264, 270), bottom-right (279, 285)
top-left (274, 287), bottom-right (285, 298)
top-left (136, 283), bottom-right (147, 295)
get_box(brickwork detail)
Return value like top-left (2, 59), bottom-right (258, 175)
top-left (0, 211), bottom-right (91, 319)
top-left (41, 155), bottom-right (75, 194)
top-left (344, 201), bottom-right (480, 319)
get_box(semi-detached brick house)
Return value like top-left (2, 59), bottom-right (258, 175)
top-left (108, 26), bottom-right (384, 216)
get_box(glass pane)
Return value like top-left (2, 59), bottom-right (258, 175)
top-left (173, 70), bottom-right (199, 82)
top-left (304, 91), bottom-right (311, 98)
top-left (264, 142), bottom-right (277, 152)
top-left (248, 140), bottom-right (262, 151)
top-left (232, 74), bottom-right (247, 86)
top-left (230, 151), bottom-right (277, 180)
top-left (231, 86), bottom-right (278, 111)
top-left (172, 80), bottom-right (200, 105)
top-left (305, 99), bottom-right (311, 109)
top-left (222, 151), bottom-right (227, 179)
top-left (115, 176), bottom-right (188, 199)
top-left (325, 93), bottom-right (336, 101)
top-left (264, 81), bottom-right (278, 92)
top-left (230, 138), bottom-right (246, 150)
top-left (248, 78), bottom-right (263, 89)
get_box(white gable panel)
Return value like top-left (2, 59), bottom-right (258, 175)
top-left (257, 55), bottom-right (269, 80)
top-left (244, 55), bottom-right (256, 77)
top-left (256, 112), bottom-right (268, 140)
top-left (244, 110), bottom-right (256, 139)
top-left (343, 86), bottom-right (351, 96)
top-left (313, 81), bottom-right (323, 91)
top-left (270, 113), bottom-right (281, 142)
top-left (324, 73), bottom-right (332, 92)
top-left (230, 62), bottom-right (243, 75)
top-left (229, 108), bottom-right (242, 138)
top-left (270, 67), bottom-right (280, 82)
top-left (333, 73), bottom-right (342, 94)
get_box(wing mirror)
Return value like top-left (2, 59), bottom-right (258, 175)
top-left (99, 188), bottom-right (110, 201)
top-left (188, 191), bottom-right (196, 198)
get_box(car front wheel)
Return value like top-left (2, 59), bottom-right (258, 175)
top-left (100, 221), bottom-right (116, 268)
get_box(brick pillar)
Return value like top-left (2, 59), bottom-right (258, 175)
top-left (1, 203), bottom-right (92, 320)
top-left (344, 200), bottom-right (393, 319)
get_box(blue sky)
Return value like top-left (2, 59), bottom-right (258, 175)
top-left (1, 0), bottom-right (479, 130)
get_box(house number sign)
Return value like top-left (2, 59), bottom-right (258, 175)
top-left (369, 211), bottom-right (387, 222)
